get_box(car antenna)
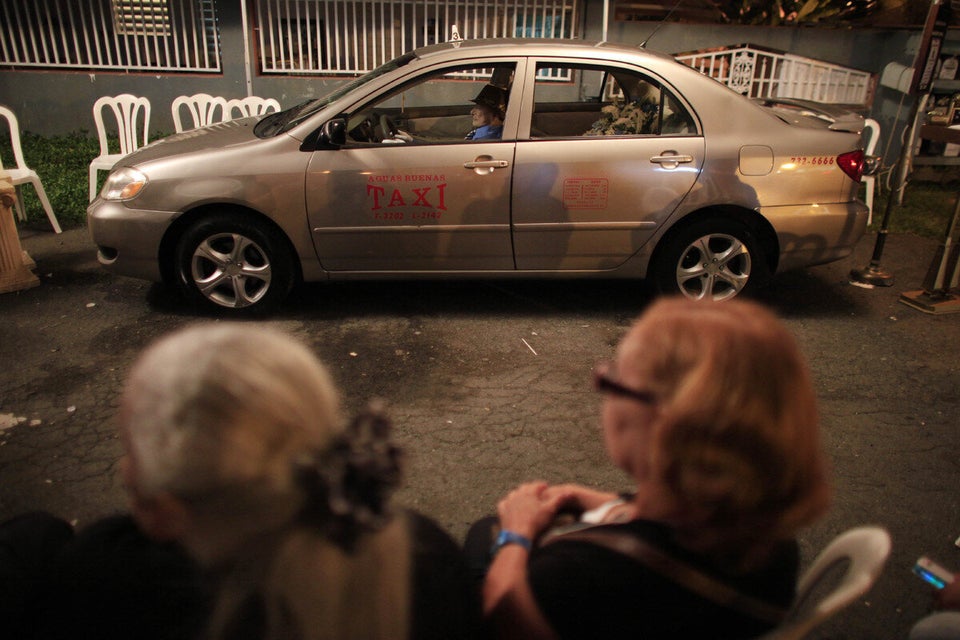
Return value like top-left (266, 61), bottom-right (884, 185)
top-left (639, 0), bottom-right (685, 48)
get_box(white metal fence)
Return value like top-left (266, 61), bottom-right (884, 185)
top-left (0, 0), bottom-right (221, 72)
top-left (255, 0), bottom-right (582, 75)
top-left (675, 44), bottom-right (873, 105)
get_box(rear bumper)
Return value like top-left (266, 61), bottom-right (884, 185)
top-left (763, 200), bottom-right (869, 273)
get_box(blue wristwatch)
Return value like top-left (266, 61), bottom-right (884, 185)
top-left (491, 529), bottom-right (532, 557)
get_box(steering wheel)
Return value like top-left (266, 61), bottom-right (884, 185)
top-left (376, 112), bottom-right (413, 143)
top-left (379, 113), bottom-right (398, 139)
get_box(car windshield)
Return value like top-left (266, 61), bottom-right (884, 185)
top-left (253, 51), bottom-right (418, 138)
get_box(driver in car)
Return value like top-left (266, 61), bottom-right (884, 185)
top-left (465, 85), bottom-right (507, 140)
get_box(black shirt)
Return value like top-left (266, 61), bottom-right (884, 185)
top-left (35, 515), bottom-right (211, 640)
top-left (528, 519), bottom-right (798, 640)
top-left (216, 509), bottom-right (481, 640)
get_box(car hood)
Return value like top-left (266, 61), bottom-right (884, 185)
top-left (122, 118), bottom-right (264, 166)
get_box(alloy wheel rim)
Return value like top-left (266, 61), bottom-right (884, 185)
top-left (675, 233), bottom-right (751, 301)
top-left (190, 232), bottom-right (272, 308)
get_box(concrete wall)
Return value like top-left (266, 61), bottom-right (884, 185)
top-left (0, 0), bottom-right (931, 156)
top-left (0, 2), bottom-right (375, 136)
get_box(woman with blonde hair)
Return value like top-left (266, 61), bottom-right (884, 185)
top-left (120, 323), bottom-right (477, 640)
top-left (475, 297), bottom-right (831, 640)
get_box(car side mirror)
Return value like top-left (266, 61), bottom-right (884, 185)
top-left (319, 117), bottom-right (347, 148)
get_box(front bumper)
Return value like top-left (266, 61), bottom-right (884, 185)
top-left (86, 199), bottom-right (178, 282)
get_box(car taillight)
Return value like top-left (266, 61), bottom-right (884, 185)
top-left (837, 150), bottom-right (864, 182)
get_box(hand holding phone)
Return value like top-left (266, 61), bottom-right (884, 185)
top-left (914, 556), bottom-right (956, 590)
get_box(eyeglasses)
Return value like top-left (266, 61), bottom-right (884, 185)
top-left (592, 361), bottom-right (657, 405)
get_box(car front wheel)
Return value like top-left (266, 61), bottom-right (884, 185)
top-left (175, 213), bottom-right (295, 314)
top-left (654, 218), bottom-right (767, 301)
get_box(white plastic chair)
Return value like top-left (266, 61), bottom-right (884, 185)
top-left (861, 118), bottom-right (881, 225)
top-left (89, 94), bottom-right (151, 202)
top-left (172, 93), bottom-right (229, 133)
top-left (225, 96), bottom-right (281, 120)
top-left (759, 526), bottom-right (891, 640)
top-left (0, 105), bottom-right (61, 233)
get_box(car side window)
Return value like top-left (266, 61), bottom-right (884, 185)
top-left (345, 63), bottom-right (516, 146)
top-left (530, 63), bottom-right (695, 138)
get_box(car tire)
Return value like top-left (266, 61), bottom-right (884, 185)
top-left (653, 218), bottom-right (768, 301)
top-left (175, 212), bottom-right (295, 314)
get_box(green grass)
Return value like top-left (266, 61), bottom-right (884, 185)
top-left (0, 130), bottom-right (168, 228)
top-left (868, 167), bottom-right (960, 238)
top-left (3, 132), bottom-right (958, 240)
top-left (1, 131), bottom-right (100, 227)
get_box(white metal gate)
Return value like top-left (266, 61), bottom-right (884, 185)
top-left (675, 44), bottom-right (873, 105)
top-left (255, 0), bottom-right (582, 75)
top-left (0, 0), bottom-right (221, 73)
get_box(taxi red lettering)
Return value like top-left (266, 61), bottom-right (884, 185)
top-left (366, 184), bottom-right (386, 209)
top-left (412, 187), bottom-right (431, 207)
top-left (436, 183), bottom-right (446, 210)
top-left (388, 189), bottom-right (406, 207)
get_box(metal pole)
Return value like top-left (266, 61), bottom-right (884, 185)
top-left (898, 185), bottom-right (960, 313)
top-left (241, 1), bottom-right (253, 97)
top-left (926, 195), bottom-right (960, 292)
top-left (850, 94), bottom-right (924, 287)
top-left (602, 0), bottom-right (609, 42)
top-left (949, 234), bottom-right (960, 290)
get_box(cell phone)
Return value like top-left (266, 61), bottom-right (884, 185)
top-left (914, 556), bottom-right (956, 589)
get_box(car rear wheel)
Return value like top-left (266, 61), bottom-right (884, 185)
top-left (654, 218), bottom-right (767, 301)
top-left (175, 213), bottom-right (295, 314)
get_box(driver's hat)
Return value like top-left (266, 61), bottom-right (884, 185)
top-left (471, 85), bottom-right (508, 119)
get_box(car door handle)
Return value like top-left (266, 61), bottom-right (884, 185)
top-left (650, 152), bottom-right (694, 169)
top-left (464, 156), bottom-right (510, 174)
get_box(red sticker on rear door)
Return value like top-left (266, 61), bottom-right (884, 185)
top-left (562, 178), bottom-right (608, 210)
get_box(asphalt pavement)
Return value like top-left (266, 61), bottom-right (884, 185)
top-left (1, 223), bottom-right (958, 639)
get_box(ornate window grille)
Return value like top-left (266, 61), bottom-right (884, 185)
top-left (675, 43), bottom-right (873, 105)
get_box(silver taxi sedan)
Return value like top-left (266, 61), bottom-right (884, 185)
top-left (88, 39), bottom-right (869, 314)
